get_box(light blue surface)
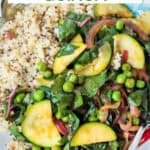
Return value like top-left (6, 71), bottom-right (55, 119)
top-left (126, 3), bottom-right (150, 16)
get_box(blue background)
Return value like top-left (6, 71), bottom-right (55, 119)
top-left (126, 3), bottom-right (150, 16)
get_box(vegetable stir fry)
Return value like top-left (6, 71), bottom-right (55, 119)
top-left (2, 4), bottom-right (150, 150)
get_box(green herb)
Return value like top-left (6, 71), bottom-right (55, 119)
top-left (68, 12), bottom-right (89, 22)
top-left (38, 86), bottom-right (52, 99)
top-left (58, 20), bottom-right (77, 41)
top-left (145, 42), bottom-right (150, 54)
top-left (51, 74), bottom-right (73, 103)
top-left (76, 46), bottom-right (99, 65)
top-left (98, 26), bottom-right (110, 39)
top-left (9, 124), bottom-right (25, 141)
top-left (3, 102), bottom-right (8, 118)
top-left (74, 91), bottom-right (83, 109)
top-left (80, 20), bottom-right (97, 38)
top-left (81, 143), bottom-right (108, 150)
top-left (128, 89), bottom-right (147, 107)
top-left (14, 104), bottom-right (25, 125)
top-left (56, 43), bottom-right (78, 57)
top-left (79, 71), bottom-right (107, 97)
top-left (97, 26), bottom-right (118, 46)
top-left (68, 112), bottom-right (80, 134)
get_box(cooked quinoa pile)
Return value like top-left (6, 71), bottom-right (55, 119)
top-left (0, 4), bottom-right (93, 150)
top-left (0, 4), bottom-right (93, 99)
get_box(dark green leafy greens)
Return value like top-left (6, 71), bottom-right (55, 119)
top-left (58, 20), bottom-right (77, 41)
top-left (68, 12), bottom-right (90, 22)
top-left (56, 43), bottom-right (78, 57)
top-left (14, 104), bottom-right (25, 125)
top-left (51, 74), bottom-right (74, 103)
top-left (144, 42), bottom-right (150, 54)
top-left (81, 143), bottom-right (108, 150)
top-left (79, 71), bottom-right (107, 97)
top-left (68, 113), bottom-right (80, 135)
top-left (128, 89), bottom-right (147, 108)
top-left (97, 26), bottom-right (118, 47)
top-left (38, 86), bottom-right (52, 99)
top-left (76, 46), bottom-right (99, 65)
top-left (9, 124), bottom-right (25, 141)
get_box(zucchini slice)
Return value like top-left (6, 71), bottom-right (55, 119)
top-left (22, 101), bottom-right (61, 147)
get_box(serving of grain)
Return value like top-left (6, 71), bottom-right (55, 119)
top-left (0, 4), bottom-right (94, 149)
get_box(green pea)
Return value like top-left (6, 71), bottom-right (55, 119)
top-left (63, 81), bottom-right (74, 92)
top-left (124, 71), bottom-right (132, 77)
top-left (116, 73), bottom-right (126, 84)
top-left (125, 78), bottom-right (135, 88)
top-left (37, 61), bottom-right (47, 72)
top-left (32, 145), bottom-right (41, 150)
top-left (97, 111), bottom-right (104, 121)
top-left (136, 80), bottom-right (145, 88)
top-left (88, 115), bottom-right (97, 122)
top-left (78, 75), bottom-right (85, 84)
top-left (122, 63), bottom-right (131, 71)
top-left (110, 141), bottom-right (119, 150)
top-left (115, 20), bottom-right (124, 31)
top-left (33, 90), bottom-right (45, 101)
top-left (68, 74), bottom-right (78, 83)
top-left (126, 112), bottom-right (131, 120)
top-left (132, 117), bottom-right (140, 125)
top-left (74, 93), bottom-right (83, 109)
top-left (15, 93), bottom-right (25, 103)
top-left (56, 111), bottom-right (61, 119)
top-left (62, 116), bottom-right (69, 122)
top-left (43, 70), bottom-right (52, 79)
top-left (74, 63), bottom-right (83, 71)
top-left (106, 89), bottom-right (113, 99)
top-left (112, 91), bottom-right (121, 102)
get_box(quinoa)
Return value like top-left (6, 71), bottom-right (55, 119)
top-left (0, 4), bottom-right (93, 99)
top-left (0, 4), bottom-right (93, 150)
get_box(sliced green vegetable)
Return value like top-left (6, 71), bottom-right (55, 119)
top-left (22, 101), bottom-right (61, 147)
top-left (71, 122), bottom-right (117, 146)
top-left (114, 34), bottom-right (145, 69)
top-left (77, 42), bottom-right (112, 76)
top-left (53, 42), bottom-right (86, 74)
top-left (93, 4), bottom-right (133, 18)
